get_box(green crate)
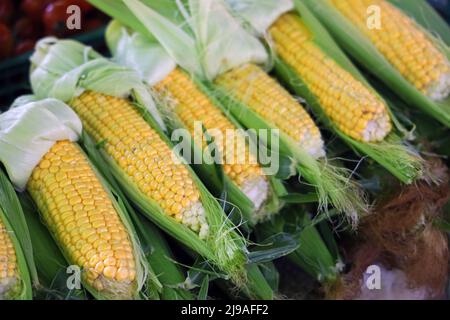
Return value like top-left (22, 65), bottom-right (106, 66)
top-left (0, 27), bottom-right (107, 111)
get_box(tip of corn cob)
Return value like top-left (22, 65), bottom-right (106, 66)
top-left (176, 201), bottom-right (209, 240)
top-left (301, 131), bottom-right (326, 159)
top-left (88, 272), bottom-right (137, 300)
top-left (0, 277), bottom-right (21, 299)
top-left (241, 175), bottom-right (270, 220)
top-left (362, 113), bottom-right (392, 142)
top-left (427, 72), bottom-right (450, 101)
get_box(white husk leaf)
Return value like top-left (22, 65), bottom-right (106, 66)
top-left (124, 0), bottom-right (268, 81)
top-left (224, 0), bottom-right (294, 34)
top-left (30, 37), bottom-right (167, 132)
top-left (0, 98), bottom-right (82, 190)
top-left (106, 20), bottom-right (177, 86)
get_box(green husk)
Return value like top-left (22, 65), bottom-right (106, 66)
top-left (132, 214), bottom-right (194, 300)
top-left (0, 170), bottom-right (34, 300)
top-left (270, 0), bottom-right (425, 185)
top-left (178, 228), bottom-right (302, 299)
top-left (258, 261), bottom-right (280, 292)
top-left (185, 256), bottom-right (274, 299)
top-left (302, 0), bottom-right (450, 128)
top-left (256, 209), bottom-right (339, 284)
top-left (208, 262), bottom-right (275, 299)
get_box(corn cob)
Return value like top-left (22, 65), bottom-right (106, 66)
top-left (0, 216), bottom-right (21, 299)
top-left (70, 91), bottom-right (209, 238)
top-left (330, 0), bottom-right (450, 101)
top-left (215, 63), bottom-right (325, 159)
top-left (154, 68), bottom-right (270, 213)
top-left (27, 140), bottom-right (138, 299)
top-left (268, 12), bottom-right (392, 142)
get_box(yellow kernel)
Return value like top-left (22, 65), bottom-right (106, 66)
top-left (103, 266), bottom-right (117, 279)
top-left (115, 268), bottom-right (130, 281)
top-left (39, 160), bottom-right (51, 169)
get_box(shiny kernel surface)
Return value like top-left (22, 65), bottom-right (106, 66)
top-left (269, 12), bottom-right (392, 142)
top-left (155, 68), bottom-right (266, 187)
top-left (27, 141), bottom-right (137, 296)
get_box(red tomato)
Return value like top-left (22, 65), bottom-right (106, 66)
top-left (0, 0), bottom-right (14, 24)
top-left (81, 18), bottom-right (103, 32)
top-left (0, 23), bottom-right (13, 59)
top-left (14, 17), bottom-right (40, 40)
top-left (43, 0), bottom-right (75, 37)
top-left (73, 0), bottom-right (94, 13)
top-left (14, 39), bottom-right (36, 56)
top-left (21, 0), bottom-right (53, 22)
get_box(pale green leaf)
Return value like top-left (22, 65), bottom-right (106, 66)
top-left (123, 0), bottom-right (268, 80)
top-left (224, 0), bottom-right (293, 34)
top-left (0, 99), bottom-right (81, 190)
top-left (30, 37), bottom-right (167, 132)
top-left (124, 0), bottom-right (202, 76)
top-left (106, 21), bottom-right (177, 86)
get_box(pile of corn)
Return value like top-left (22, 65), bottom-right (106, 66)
top-left (0, 0), bottom-right (449, 301)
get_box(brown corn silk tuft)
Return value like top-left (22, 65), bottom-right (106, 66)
top-left (28, 140), bottom-right (138, 299)
top-left (329, 160), bottom-right (450, 299)
top-left (0, 215), bottom-right (21, 299)
top-left (269, 12), bottom-right (392, 142)
top-left (330, 0), bottom-right (450, 100)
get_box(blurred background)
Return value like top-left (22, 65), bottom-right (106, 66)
top-left (0, 0), bottom-right (108, 107)
top-left (429, 0), bottom-right (450, 21)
